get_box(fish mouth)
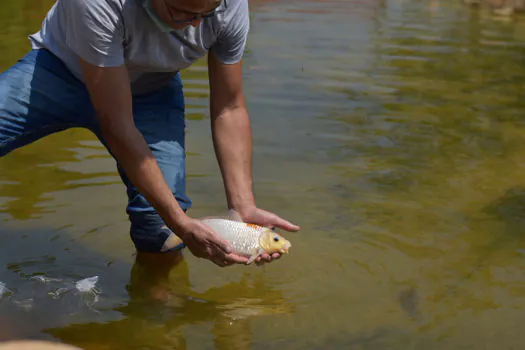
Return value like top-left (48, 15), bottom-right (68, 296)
top-left (280, 242), bottom-right (291, 254)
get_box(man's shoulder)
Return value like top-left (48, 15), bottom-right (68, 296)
top-left (209, 0), bottom-right (249, 64)
top-left (68, 0), bottom-right (127, 8)
top-left (58, 0), bottom-right (139, 34)
top-left (61, 0), bottom-right (127, 17)
top-left (224, 0), bottom-right (249, 17)
top-left (219, 0), bottom-right (249, 30)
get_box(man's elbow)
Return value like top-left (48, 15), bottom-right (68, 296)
top-left (211, 105), bottom-right (248, 123)
top-left (211, 95), bottom-right (247, 118)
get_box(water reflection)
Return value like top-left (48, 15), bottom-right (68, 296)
top-left (2, 0), bottom-right (525, 348)
top-left (47, 266), bottom-right (292, 349)
top-left (0, 130), bottom-right (118, 221)
top-left (1, 246), bottom-right (294, 349)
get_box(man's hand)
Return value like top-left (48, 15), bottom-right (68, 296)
top-left (236, 206), bottom-right (300, 265)
top-left (175, 216), bottom-right (250, 267)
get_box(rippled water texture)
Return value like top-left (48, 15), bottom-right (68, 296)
top-left (1, 0), bottom-right (525, 348)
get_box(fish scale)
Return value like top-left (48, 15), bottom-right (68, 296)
top-left (202, 219), bottom-right (263, 256)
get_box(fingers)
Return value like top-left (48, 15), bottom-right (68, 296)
top-left (213, 255), bottom-right (249, 267)
top-left (200, 222), bottom-right (233, 254)
top-left (189, 215), bottom-right (289, 268)
top-left (224, 253), bottom-right (249, 264)
top-left (206, 238), bottom-right (248, 266)
top-left (215, 238), bottom-right (233, 255)
top-left (255, 252), bottom-right (281, 265)
top-left (259, 210), bottom-right (300, 232)
top-left (215, 260), bottom-right (234, 267)
top-left (273, 216), bottom-right (300, 232)
top-left (185, 219), bottom-right (250, 267)
top-left (210, 249), bottom-right (249, 266)
top-left (215, 251), bottom-right (280, 267)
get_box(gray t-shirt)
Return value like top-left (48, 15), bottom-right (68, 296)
top-left (28, 0), bottom-right (249, 95)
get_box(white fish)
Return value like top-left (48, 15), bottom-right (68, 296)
top-left (200, 210), bottom-right (292, 264)
top-left (75, 276), bottom-right (101, 307)
top-left (75, 276), bottom-right (99, 294)
top-left (0, 281), bottom-right (11, 298)
top-left (47, 276), bottom-right (101, 309)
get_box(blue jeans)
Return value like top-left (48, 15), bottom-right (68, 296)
top-left (0, 49), bottom-right (190, 253)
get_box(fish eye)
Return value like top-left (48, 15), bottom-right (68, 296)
top-left (273, 236), bottom-right (279, 242)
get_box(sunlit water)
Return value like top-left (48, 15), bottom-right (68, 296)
top-left (1, 0), bottom-right (525, 348)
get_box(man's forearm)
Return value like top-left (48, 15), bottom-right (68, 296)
top-left (78, 59), bottom-right (189, 237)
top-left (100, 121), bottom-right (188, 233)
top-left (211, 106), bottom-right (255, 211)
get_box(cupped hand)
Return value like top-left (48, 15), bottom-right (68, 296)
top-left (236, 206), bottom-right (300, 265)
top-left (176, 216), bottom-right (249, 267)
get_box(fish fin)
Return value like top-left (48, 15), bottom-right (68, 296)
top-left (246, 248), bottom-right (264, 265)
top-left (227, 209), bottom-right (244, 222)
top-left (247, 254), bottom-right (258, 265)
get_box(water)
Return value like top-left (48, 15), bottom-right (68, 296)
top-left (1, 0), bottom-right (525, 348)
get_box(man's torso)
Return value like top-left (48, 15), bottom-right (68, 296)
top-left (29, 0), bottom-right (249, 95)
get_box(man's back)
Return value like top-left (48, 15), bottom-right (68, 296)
top-left (28, 0), bottom-right (249, 95)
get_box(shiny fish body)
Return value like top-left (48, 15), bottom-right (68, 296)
top-left (0, 282), bottom-right (10, 298)
top-left (202, 218), bottom-right (263, 256)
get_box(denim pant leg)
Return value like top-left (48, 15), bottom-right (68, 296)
top-left (93, 74), bottom-right (193, 253)
top-left (0, 49), bottom-right (95, 157)
top-left (0, 49), bottom-right (192, 253)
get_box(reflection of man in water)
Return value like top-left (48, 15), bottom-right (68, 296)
top-left (50, 253), bottom-right (292, 349)
top-left (0, 0), bottom-right (299, 267)
top-left (0, 252), bottom-right (294, 349)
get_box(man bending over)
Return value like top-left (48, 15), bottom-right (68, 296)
top-left (0, 0), bottom-right (299, 267)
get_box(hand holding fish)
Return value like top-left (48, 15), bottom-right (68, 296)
top-left (197, 207), bottom-right (300, 266)
top-left (173, 207), bottom-right (299, 267)
top-left (235, 206), bottom-right (300, 264)
top-left (176, 216), bottom-right (250, 267)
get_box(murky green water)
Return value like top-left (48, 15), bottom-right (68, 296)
top-left (1, 0), bottom-right (525, 348)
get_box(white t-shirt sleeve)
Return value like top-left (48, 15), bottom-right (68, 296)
top-left (211, 0), bottom-right (250, 64)
top-left (61, 0), bottom-right (125, 67)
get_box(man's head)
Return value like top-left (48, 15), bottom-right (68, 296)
top-left (152, 0), bottom-right (222, 30)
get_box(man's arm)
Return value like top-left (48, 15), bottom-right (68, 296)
top-left (79, 60), bottom-right (189, 232)
top-left (79, 59), bottom-right (248, 266)
top-left (207, 51), bottom-right (300, 264)
top-left (208, 51), bottom-right (255, 214)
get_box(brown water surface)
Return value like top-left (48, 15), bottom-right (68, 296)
top-left (1, 0), bottom-right (525, 349)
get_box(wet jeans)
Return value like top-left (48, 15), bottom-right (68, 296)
top-left (0, 49), bottom-right (190, 253)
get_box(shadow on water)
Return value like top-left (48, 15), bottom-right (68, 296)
top-left (0, 133), bottom-right (118, 221)
top-left (0, 225), bottom-right (127, 342)
top-left (0, 226), bottom-right (295, 350)
top-left (484, 187), bottom-right (525, 225)
top-left (45, 264), bottom-right (294, 350)
top-left (462, 187), bottom-right (525, 277)
top-left (440, 187), bottom-right (525, 285)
